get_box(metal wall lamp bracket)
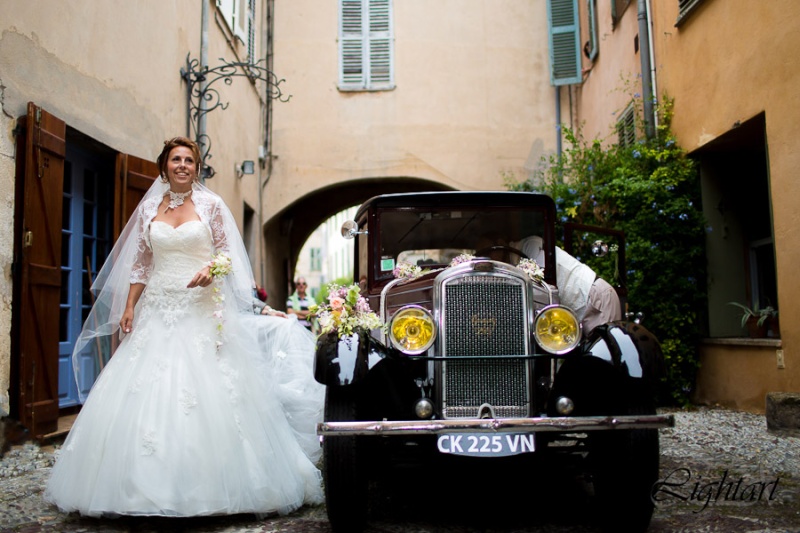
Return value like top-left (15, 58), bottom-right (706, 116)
top-left (180, 53), bottom-right (290, 179)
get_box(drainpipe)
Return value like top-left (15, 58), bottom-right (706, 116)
top-left (199, 0), bottom-right (210, 180)
top-left (555, 86), bottom-right (562, 159)
top-left (645, 0), bottom-right (658, 131)
top-left (637, 0), bottom-right (655, 139)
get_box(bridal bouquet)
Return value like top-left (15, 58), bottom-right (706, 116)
top-left (208, 251), bottom-right (233, 279)
top-left (310, 283), bottom-right (383, 339)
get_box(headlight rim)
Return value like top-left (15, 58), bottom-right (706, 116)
top-left (533, 304), bottom-right (582, 355)
top-left (388, 304), bottom-right (437, 355)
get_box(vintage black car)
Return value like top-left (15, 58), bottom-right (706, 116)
top-left (314, 191), bottom-right (673, 532)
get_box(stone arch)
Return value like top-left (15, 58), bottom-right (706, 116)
top-left (262, 177), bottom-right (455, 307)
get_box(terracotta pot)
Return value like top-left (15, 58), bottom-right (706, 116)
top-left (767, 316), bottom-right (780, 338)
top-left (745, 316), bottom-right (768, 338)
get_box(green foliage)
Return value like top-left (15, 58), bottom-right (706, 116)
top-left (315, 275), bottom-right (355, 304)
top-left (506, 99), bottom-right (707, 406)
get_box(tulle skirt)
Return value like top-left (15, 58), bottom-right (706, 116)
top-left (44, 310), bottom-right (324, 518)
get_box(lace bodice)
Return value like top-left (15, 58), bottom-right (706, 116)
top-left (138, 220), bottom-right (215, 328)
top-left (130, 185), bottom-right (230, 285)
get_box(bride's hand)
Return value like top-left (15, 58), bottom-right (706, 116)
top-left (188, 265), bottom-right (213, 288)
top-left (120, 308), bottom-right (134, 333)
top-left (260, 306), bottom-right (288, 318)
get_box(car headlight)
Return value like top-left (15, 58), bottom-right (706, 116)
top-left (534, 305), bottom-right (581, 354)
top-left (389, 305), bottom-right (436, 354)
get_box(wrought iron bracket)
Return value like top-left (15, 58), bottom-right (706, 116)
top-left (180, 53), bottom-right (289, 179)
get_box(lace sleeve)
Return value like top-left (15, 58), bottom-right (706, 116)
top-left (129, 202), bottom-right (155, 284)
top-left (209, 198), bottom-right (231, 255)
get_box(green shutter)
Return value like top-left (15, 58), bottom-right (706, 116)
top-left (547, 0), bottom-right (581, 86)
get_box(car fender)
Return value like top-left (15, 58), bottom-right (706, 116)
top-left (314, 330), bottom-right (391, 386)
top-left (583, 321), bottom-right (666, 385)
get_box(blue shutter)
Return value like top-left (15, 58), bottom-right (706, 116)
top-left (547, 0), bottom-right (581, 86)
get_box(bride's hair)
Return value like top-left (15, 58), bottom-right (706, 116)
top-left (157, 137), bottom-right (202, 181)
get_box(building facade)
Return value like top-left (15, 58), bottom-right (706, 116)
top-left (0, 0), bottom-right (275, 434)
top-left (568, 0), bottom-right (800, 411)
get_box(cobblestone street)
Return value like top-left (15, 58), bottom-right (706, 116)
top-left (2, 407), bottom-right (799, 532)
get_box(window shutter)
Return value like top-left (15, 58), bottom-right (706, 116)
top-left (340, 0), bottom-right (365, 87)
top-left (547, 0), bottom-right (582, 86)
top-left (617, 104), bottom-right (636, 147)
top-left (339, 0), bottom-right (394, 90)
top-left (217, 0), bottom-right (235, 32)
top-left (247, 0), bottom-right (256, 62)
top-left (676, 0), bottom-right (705, 26)
top-left (13, 103), bottom-right (66, 437)
top-left (367, 0), bottom-right (392, 87)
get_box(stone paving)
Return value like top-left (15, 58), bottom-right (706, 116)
top-left (2, 407), bottom-right (800, 532)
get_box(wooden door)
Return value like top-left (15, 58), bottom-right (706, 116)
top-left (13, 103), bottom-right (66, 437)
top-left (114, 153), bottom-right (158, 238)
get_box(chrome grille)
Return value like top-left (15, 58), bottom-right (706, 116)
top-left (440, 273), bottom-right (529, 419)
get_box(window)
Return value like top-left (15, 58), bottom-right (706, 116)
top-left (616, 103), bottom-right (636, 147)
top-left (311, 247), bottom-right (322, 272)
top-left (675, 0), bottom-right (706, 27)
top-left (584, 0), bottom-right (598, 60)
top-left (546, 0), bottom-right (582, 86)
top-left (611, 0), bottom-right (632, 28)
top-left (217, 0), bottom-right (255, 57)
top-left (339, 0), bottom-right (394, 91)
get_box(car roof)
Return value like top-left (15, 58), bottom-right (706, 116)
top-left (355, 191), bottom-right (555, 219)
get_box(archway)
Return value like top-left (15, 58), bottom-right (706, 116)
top-left (262, 177), bottom-right (454, 307)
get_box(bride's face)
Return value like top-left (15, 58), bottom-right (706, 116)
top-left (166, 146), bottom-right (197, 189)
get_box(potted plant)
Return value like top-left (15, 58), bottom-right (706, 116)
top-left (728, 302), bottom-right (778, 338)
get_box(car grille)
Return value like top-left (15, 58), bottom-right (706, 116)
top-left (440, 274), bottom-right (530, 419)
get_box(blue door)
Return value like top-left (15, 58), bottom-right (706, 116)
top-left (58, 143), bottom-right (114, 407)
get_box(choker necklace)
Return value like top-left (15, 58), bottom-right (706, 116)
top-left (166, 189), bottom-right (192, 212)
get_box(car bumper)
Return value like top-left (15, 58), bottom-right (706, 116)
top-left (317, 413), bottom-right (675, 436)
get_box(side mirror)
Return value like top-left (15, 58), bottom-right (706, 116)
top-left (591, 240), bottom-right (609, 257)
top-left (341, 220), bottom-right (366, 239)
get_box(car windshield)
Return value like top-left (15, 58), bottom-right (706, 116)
top-left (376, 207), bottom-right (547, 279)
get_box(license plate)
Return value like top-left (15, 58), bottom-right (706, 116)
top-left (436, 433), bottom-right (535, 457)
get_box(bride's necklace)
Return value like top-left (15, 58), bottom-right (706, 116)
top-left (165, 189), bottom-right (192, 212)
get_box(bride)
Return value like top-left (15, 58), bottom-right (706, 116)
top-left (44, 137), bottom-right (324, 517)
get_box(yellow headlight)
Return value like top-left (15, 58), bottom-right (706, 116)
top-left (534, 305), bottom-right (581, 354)
top-left (389, 305), bottom-right (436, 354)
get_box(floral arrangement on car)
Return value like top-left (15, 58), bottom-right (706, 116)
top-left (208, 251), bottom-right (233, 350)
top-left (449, 253), bottom-right (476, 267)
top-left (517, 257), bottom-right (545, 283)
top-left (310, 283), bottom-right (384, 339)
top-left (392, 261), bottom-right (426, 282)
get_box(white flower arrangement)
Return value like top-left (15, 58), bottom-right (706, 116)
top-left (517, 258), bottom-right (545, 283)
top-left (392, 261), bottom-right (424, 281)
top-left (208, 251), bottom-right (233, 279)
top-left (449, 253), bottom-right (476, 267)
top-left (309, 283), bottom-right (384, 339)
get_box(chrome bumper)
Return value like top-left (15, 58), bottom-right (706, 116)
top-left (317, 413), bottom-right (674, 436)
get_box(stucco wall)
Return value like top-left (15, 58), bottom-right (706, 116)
top-left (574, 0), bottom-right (643, 144)
top-left (266, 0), bottom-right (561, 222)
top-left (650, 1), bottom-right (800, 406)
top-left (0, 87), bottom-right (14, 416)
top-left (0, 0), bottom-right (271, 418)
top-left (572, 0), bottom-right (800, 410)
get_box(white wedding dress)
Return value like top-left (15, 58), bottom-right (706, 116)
top-left (44, 220), bottom-right (324, 517)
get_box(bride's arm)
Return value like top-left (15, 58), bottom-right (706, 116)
top-left (120, 283), bottom-right (145, 333)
